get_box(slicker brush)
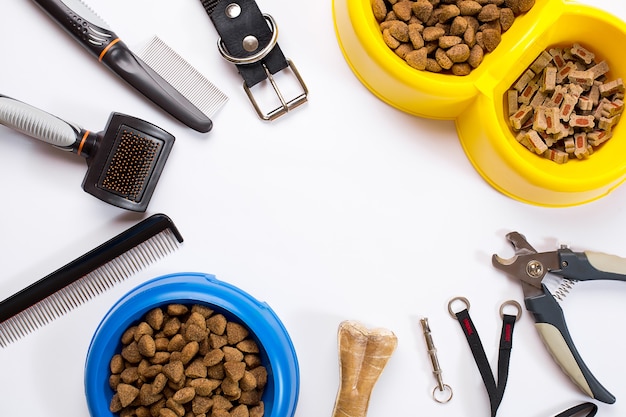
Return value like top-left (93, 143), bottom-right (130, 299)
top-left (0, 94), bottom-right (174, 211)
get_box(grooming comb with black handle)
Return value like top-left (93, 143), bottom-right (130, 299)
top-left (0, 94), bottom-right (174, 211)
top-left (0, 213), bottom-right (183, 347)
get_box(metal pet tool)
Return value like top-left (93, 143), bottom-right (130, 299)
top-left (32, 0), bottom-right (227, 133)
top-left (420, 317), bottom-right (453, 403)
top-left (0, 213), bottom-right (183, 347)
top-left (0, 94), bottom-right (174, 212)
top-left (492, 231), bottom-right (626, 404)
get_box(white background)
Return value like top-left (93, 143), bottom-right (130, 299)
top-left (2, 0), bottom-right (626, 416)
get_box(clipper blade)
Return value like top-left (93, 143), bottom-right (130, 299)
top-left (82, 113), bottom-right (175, 212)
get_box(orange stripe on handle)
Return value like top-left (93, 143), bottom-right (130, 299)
top-left (77, 130), bottom-right (90, 156)
top-left (98, 38), bottom-right (120, 61)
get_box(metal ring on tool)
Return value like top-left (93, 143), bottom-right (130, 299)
top-left (217, 14), bottom-right (279, 65)
top-left (499, 300), bottom-right (523, 322)
top-left (447, 296), bottom-right (470, 319)
top-left (432, 384), bottom-right (453, 404)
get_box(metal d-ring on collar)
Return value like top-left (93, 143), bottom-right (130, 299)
top-left (217, 13), bottom-right (278, 65)
top-left (201, 0), bottom-right (308, 121)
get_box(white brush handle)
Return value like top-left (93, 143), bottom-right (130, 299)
top-left (0, 96), bottom-right (78, 148)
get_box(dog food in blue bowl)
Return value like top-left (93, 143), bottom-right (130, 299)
top-left (84, 272), bottom-right (299, 417)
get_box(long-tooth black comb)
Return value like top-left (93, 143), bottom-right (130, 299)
top-left (0, 213), bottom-right (183, 348)
top-left (0, 94), bottom-right (174, 212)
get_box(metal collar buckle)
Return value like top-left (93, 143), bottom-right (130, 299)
top-left (217, 14), bottom-right (308, 121)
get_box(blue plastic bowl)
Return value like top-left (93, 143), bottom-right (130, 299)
top-left (84, 272), bottom-right (299, 417)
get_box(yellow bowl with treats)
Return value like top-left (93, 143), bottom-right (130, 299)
top-left (333, 0), bottom-right (626, 206)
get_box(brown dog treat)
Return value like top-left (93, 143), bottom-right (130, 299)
top-left (122, 342), bottom-right (143, 364)
top-left (158, 408), bottom-right (177, 417)
top-left (422, 26), bottom-right (446, 41)
top-left (249, 366), bottom-right (268, 389)
top-left (190, 378), bottom-right (222, 396)
top-left (185, 359), bottom-right (208, 378)
top-left (249, 403), bottom-right (264, 417)
top-left (478, 4), bottom-right (500, 21)
top-left (224, 361), bottom-right (247, 381)
top-left (239, 371), bottom-right (258, 392)
top-left (152, 373), bottom-right (168, 395)
top-left (180, 341), bottom-right (200, 364)
top-left (117, 384), bottom-right (140, 408)
top-left (331, 321), bottom-right (397, 417)
top-left (392, 1), bottom-right (413, 21)
top-left (231, 404), bottom-right (250, 417)
top-left (138, 334), bottom-right (156, 358)
top-left (481, 28), bottom-right (501, 52)
top-left (192, 396), bottom-right (214, 414)
top-left (388, 20), bottom-right (410, 42)
top-left (412, 0), bottom-right (434, 22)
top-left (408, 23), bottom-right (425, 48)
top-left (446, 43), bottom-right (471, 63)
top-left (166, 304), bottom-right (188, 316)
top-left (207, 314), bottom-right (228, 335)
top-left (167, 334), bottom-right (186, 352)
top-left (468, 44), bottom-right (484, 68)
top-left (120, 367), bottom-right (140, 384)
top-left (207, 363), bottom-right (225, 380)
top-left (203, 348), bottom-right (225, 367)
top-left (110, 354), bottom-right (125, 374)
top-left (425, 58), bottom-right (443, 72)
top-left (452, 62), bottom-right (472, 75)
top-left (162, 317), bottom-right (181, 337)
top-left (449, 16), bottom-right (468, 36)
top-left (372, 0), bottom-right (388, 21)
top-left (458, 0), bottom-right (482, 15)
top-left (134, 322), bottom-right (154, 342)
top-left (435, 48), bottom-right (454, 70)
top-left (406, 48), bottom-right (430, 70)
top-left (499, 7), bottom-right (515, 31)
top-left (212, 395), bottom-right (234, 411)
top-left (438, 4), bottom-right (460, 22)
top-left (223, 346), bottom-right (245, 362)
top-left (163, 360), bottom-right (184, 383)
top-left (139, 384), bottom-right (164, 406)
top-left (239, 390), bottom-right (263, 406)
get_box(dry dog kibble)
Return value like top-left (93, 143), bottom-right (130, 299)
top-left (506, 43), bottom-right (624, 163)
top-left (374, 0), bottom-right (535, 75)
top-left (108, 304), bottom-right (268, 417)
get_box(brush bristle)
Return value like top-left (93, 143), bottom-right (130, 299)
top-left (138, 36), bottom-right (228, 118)
top-left (0, 229), bottom-right (181, 348)
top-left (99, 126), bottom-right (163, 203)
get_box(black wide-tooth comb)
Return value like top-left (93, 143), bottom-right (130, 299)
top-left (0, 94), bottom-right (174, 211)
top-left (0, 213), bottom-right (183, 347)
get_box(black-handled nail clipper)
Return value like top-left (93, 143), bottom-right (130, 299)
top-left (0, 94), bottom-right (174, 212)
top-left (31, 0), bottom-right (213, 133)
top-left (492, 231), bottom-right (626, 404)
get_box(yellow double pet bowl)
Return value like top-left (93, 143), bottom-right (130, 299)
top-left (333, 0), bottom-right (626, 206)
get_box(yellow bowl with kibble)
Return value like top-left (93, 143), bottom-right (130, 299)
top-left (333, 0), bottom-right (626, 206)
top-left (84, 273), bottom-right (299, 417)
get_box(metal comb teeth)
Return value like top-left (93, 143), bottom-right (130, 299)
top-left (99, 126), bottom-right (163, 203)
top-left (0, 214), bottom-right (183, 348)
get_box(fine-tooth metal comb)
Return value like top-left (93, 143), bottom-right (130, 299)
top-left (138, 36), bottom-right (229, 120)
top-left (0, 213), bottom-right (183, 347)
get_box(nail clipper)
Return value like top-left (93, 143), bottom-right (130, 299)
top-left (492, 231), bottom-right (626, 404)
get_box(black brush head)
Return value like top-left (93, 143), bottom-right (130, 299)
top-left (82, 113), bottom-right (175, 211)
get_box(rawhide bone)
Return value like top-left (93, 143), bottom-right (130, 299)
top-left (331, 320), bottom-right (398, 417)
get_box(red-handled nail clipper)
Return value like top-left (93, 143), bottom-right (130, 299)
top-left (492, 231), bottom-right (626, 404)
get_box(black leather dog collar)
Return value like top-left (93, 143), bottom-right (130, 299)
top-left (201, 0), bottom-right (308, 120)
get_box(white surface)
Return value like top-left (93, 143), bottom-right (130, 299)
top-left (1, 0), bottom-right (626, 416)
